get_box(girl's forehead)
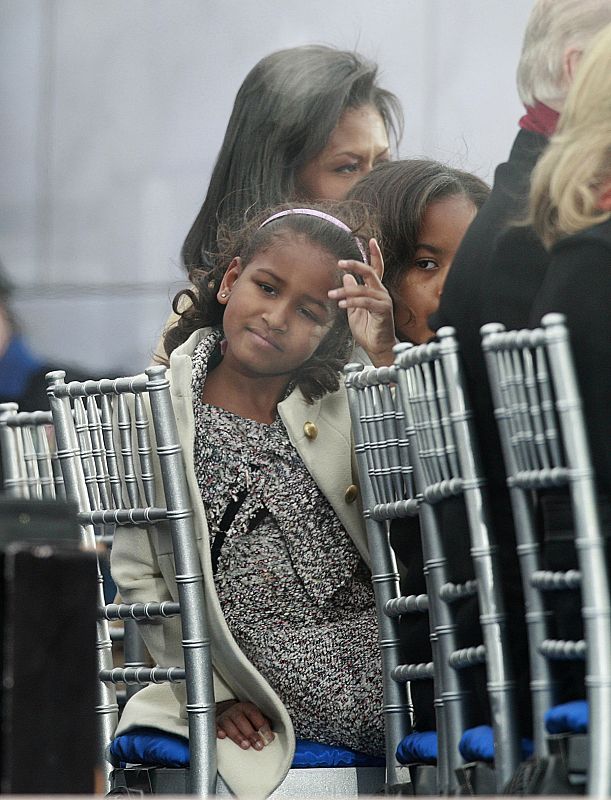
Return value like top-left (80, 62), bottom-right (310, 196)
top-left (246, 234), bottom-right (343, 300)
top-left (252, 233), bottom-right (341, 272)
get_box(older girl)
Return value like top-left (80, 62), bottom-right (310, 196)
top-left (347, 159), bottom-right (489, 345)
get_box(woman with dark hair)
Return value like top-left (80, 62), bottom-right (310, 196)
top-left (348, 159), bottom-right (489, 344)
top-left (181, 45), bottom-right (402, 274)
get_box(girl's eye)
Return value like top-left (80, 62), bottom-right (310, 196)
top-left (414, 258), bottom-right (439, 272)
top-left (334, 163), bottom-right (359, 174)
top-left (259, 282), bottom-right (277, 295)
top-left (299, 307), bottom-right (319, 322)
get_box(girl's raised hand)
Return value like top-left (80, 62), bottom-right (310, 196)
top-left (328, 238), bottom-right (397, 367)
top-left (216, 699), bottom-right (275, 751)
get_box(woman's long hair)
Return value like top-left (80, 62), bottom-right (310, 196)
top-left (181, 45), bottom-right (402, 274)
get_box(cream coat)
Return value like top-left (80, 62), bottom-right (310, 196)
top-left (111, 328), bottom-right (369, 798)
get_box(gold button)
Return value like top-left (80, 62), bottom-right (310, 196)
top-left (344, 484), bottom-right (359, 504)
top-left (303, 421), bottom-right (318, 440)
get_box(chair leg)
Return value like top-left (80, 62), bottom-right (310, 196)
top-left (110, 767), bottom-right (189, 794)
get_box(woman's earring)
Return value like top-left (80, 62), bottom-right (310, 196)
top-left (220, 291), bottom-right (228, 299)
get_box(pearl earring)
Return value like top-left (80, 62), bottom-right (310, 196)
top-left (220, 291), bottom-right (228, 299)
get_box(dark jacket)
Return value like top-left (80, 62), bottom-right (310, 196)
top-left (526, 217), bottom-right (611, 701)
top-left (0, 337), bottom-right (87, 487)
top-left (530, 216), bottom-right (611, 493)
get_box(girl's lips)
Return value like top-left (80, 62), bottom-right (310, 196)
top-left (247, 328), bottom-right (282, 351)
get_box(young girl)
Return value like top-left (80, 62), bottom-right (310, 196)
top-left (112, 204), bottom-right (397, 796)
top-left (348, 159), bottom-right (489, 344)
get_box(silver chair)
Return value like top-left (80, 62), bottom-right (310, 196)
top-left (48, 365), bottom-right (387, 797)
top-left (481, 312), bottom-right (611, 796)
top-left (0, 400), bottom-right (148, 708)
top-left (345, 361), bottom-right (479, 794)
top-left (46, 366), bottom-right (216, 796)
top-left (0, 402), bottom-right (65, 500)
top-left (393, 328), bottom-right (522, 793)
top-left (344, 363), bottom-right (420, 793)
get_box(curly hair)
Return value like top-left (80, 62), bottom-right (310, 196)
top-left (165, 202), bottom-right (375, 403)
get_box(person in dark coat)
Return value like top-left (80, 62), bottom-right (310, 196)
top-left (426, 0), bottom-right (611, 738)
top-left (0, 261), bottom-right (90, 487)
top-left (0, 267), bottom-right (53, 414)
top-left (527, 21), bottom-right (611, 704)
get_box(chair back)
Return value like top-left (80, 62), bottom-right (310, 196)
top-left (393, 328), bottom-right (521, 792)
top-left (481, 312), bottom-right (611, 796)
top-left (45, 365), bottom-right (216, 795)
top-left (0, 403), bottom-right (65, 500)
top-left (344, 363), bottom-right (422, 790)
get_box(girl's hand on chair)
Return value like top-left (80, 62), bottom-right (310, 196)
top-left (215, 699), bottom-right (275, 751)
top-left (329, 238), bottom-right (397, 367)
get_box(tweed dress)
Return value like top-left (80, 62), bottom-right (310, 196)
top-left (191, 330), bottom-right (384, 755)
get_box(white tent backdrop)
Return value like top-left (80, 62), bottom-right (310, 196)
top-left (0, 0), bottom-right (534, 373)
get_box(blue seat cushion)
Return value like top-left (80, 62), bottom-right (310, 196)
top-left (396, 730), bottom-right (438, 765)
top-left (545, 700), bottom-right (588, 734)
top-left (110, 728), bottom-right (384, 769)
top-left (292, 739), bottom-right (384, 768)
top-left (459, 725), bottom-right (534, 762)
top-left (110, 728), bottom-right (189, 768)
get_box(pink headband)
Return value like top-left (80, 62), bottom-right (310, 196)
top-left (258, 208), bottom-right (368, 264)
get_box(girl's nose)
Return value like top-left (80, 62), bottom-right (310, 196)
top-left (262, 303), bottom-right (289, 332)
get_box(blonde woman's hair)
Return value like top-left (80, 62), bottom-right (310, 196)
top-left (517, 0), bottom-right (611, 108)
top-left (529, 22), bottom-right (611, 247)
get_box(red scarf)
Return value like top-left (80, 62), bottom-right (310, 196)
top-left (519, 101), bottom-right (560, 138)
top-left (597, 181), bottom-right (611, 212)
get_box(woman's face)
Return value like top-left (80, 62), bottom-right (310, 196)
top-left (395, 194), bottom-right (477, 344)
top-left (295, 104), bottom-right (390, 201)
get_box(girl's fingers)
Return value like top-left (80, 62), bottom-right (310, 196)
top-left (369, 238), bottom-right (385, 280)
top-left (329, 276), bottom-right (386, 302)
top-left (242, 704), bottom-right (274, 749)
top-left (218, 717), bottom-right (251, 749)
top-left (336, 259), bottom-right (384, 288)
top-left (257, 724), bottom-right (274, 745)
top-left (244, 709), bottom-right (274, 745)
top-left (217, 701), bottom-right (274, 751)
top-left (336, 238), bottom-right (384, 282)
top-left (230, 709), bottom-right (259, 742)
top-left (331, 283), bottom-right (392, 315)
top-left (338, 296), bottom-right (393, 312)
top-left (331, 284), bottom-right (391, 302)
top-left (242, 703), bottom-right (269, 732)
